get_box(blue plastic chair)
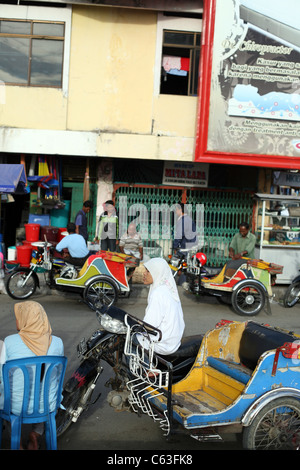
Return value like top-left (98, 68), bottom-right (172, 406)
top-left (0, 355), bottom-right (67, 450)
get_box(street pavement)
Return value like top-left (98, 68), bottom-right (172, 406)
top-left (0, 282), bottom-right (299, 453)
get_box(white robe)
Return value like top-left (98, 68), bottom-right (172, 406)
top-left (138, 258), bottom-right (185, 355)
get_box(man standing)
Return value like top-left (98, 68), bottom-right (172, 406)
top-left (173, 203), bottom-right (198, 252)
top-left (75, 200), bottom-right (93, 243)
top-left (96, 200), bottom-right (118, 251)
top-left (229, 222), bottom-right (256, 260)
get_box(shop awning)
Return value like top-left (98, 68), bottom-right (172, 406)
top-left (0, 164), bottom-right (28, 194)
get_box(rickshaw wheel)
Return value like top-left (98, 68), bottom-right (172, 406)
top-left (283, 281), bottom-right (300, 308)
top-left (84, 278), bottom-right (118, 310)
top-left (243, 397), bottom-right (300, 450)
top-left (231, 281), bottom-right (265, 316)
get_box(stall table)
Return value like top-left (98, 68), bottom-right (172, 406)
top-left (254, 193), bottom-right (300, 284)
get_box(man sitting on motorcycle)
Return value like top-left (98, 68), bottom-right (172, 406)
top-left (55, 222), bottom-right (90, 267)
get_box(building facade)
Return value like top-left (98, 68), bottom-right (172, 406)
top-left (1, 0), bottom-right (299, 265)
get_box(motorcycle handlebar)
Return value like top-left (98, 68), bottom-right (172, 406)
top-left (94, 304), bottom-right (162, 342)
top-left (125, 313), bottom-right (162, 342)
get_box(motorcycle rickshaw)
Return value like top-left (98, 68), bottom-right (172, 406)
top-left (56, 250), bottom-right (138, 308)
top-left (124, 316), bottom-right (300, 450)
top-left (186, 253), bottom-right (283, 316)
top-left (6, 241), bottom-right (138, 308)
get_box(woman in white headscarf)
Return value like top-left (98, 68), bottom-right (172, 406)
top-left (139, 257), bottom-right (185, 355)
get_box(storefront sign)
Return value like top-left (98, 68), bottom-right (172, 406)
top-left (273, 171), bottom-right (300, 188)
top-left (163, 161), bottom-right (209, 187)
top-left (195, 0), bottom-right (300, 169)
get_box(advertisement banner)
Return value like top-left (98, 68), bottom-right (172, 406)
top-left (196, 0), bottom-right (300, 167)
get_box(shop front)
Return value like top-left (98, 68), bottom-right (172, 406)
top-left (0, 154), bottom-right (98, 255)
top-left (254, 193), bottom-right (300, 283)
top-left (113, 158), bottom-right (257, 266)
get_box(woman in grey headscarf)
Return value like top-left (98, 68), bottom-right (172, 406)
top-left (139, 257), bottom-right (185, 355)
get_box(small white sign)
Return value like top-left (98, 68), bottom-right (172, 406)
top-left (163, 162), bottom-right (209, 187)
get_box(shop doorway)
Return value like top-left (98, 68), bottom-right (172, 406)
top-left (63, 181), bottom-right (97, 241)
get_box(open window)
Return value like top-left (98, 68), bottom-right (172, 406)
top-left (154, 13), bottom-right (202, 97)
top-left (160, 30), bottom-right (201, 96)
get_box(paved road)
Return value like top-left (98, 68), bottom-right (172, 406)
top-left (0, 283), bottom-right (298, 452)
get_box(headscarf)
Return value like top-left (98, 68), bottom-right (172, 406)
top-left (14, 301), bottom-right (52, 356)
top-left (144, 257), bottom-right (180, 302)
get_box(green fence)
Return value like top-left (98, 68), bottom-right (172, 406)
top-left (187, 189), bottom-right (254, 266)
top-left (115, 185), bottom-right (254, 266)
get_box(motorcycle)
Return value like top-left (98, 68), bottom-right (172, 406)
top-left (55, 304), bottom-right (203, 437)
top-left (5, 240), bottom-right (138, 308)
top-left (185, 252), bottom-right (283, 316)
top-left (168, 247), bottom-right (211, 284)
top-left (168, 249), bottom-right (189, 280)
top-left (283, 271), bottom-right (300, 307)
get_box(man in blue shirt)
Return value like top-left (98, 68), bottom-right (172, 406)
top-left (56, 222), bottom-right (90, 266)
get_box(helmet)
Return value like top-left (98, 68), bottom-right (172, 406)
top-left (195, 252), bottom-right (207, 266)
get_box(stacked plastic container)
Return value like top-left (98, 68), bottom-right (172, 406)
top-left (17, 223), bottom-right (41, 266)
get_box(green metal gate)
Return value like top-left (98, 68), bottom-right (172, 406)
top-left (115, 184), bottom-right (254, 266)
top-left (187, 189), bottom-right (254, 266)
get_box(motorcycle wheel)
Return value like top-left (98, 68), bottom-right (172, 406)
top-left (84, 278), bottom-right (118, 310)
top-left (231, 282), bottom-right (265, 316)
top-left (243, 397), bottom-right (300, 450)
top-left (283, 282), bottom-right (300, 308)
top-left (5, 269), bottom-right (37, 300)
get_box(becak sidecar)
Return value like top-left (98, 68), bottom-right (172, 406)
top-left (55, 250), bottom-right (139, 308)
top-left (125, 317), bottom-right (300, 450)
top-left (186, 254), bottom-right (283, 316)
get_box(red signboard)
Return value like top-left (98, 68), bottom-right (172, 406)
top-left (195, 0), bottom-right (300, 169)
